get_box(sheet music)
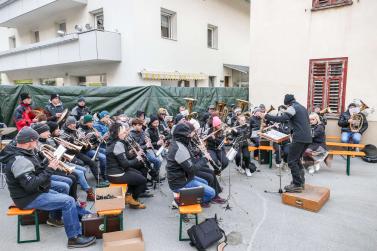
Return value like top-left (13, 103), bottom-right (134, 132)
top-left (263, 129), bottom-right (289, 141)
top-left (54, 145), bottom-right (67, 161)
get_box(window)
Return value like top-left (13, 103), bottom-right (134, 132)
top-left (308, 58), bottom-right (348, 115)
top-left (207, 24), bottom-right (218, 49)
top-left (312, 0), bottom-right (353, 10)
top-left (8, 36), bottom-right (16, 49)
top-left (58, 22), bottom-right (66, 32)
top-left (92, 9), bottom-right (104, 30)
top-left (161, 8), bottom-right (177, 40)
top-left (209, 76), bottom-right (216, 87)
top-left (33, 31), bottom-right (40, 43)
top-left (178, 80), bottom-right (190, 87)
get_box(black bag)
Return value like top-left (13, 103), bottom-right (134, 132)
top-left (187, 215), bottom-right (226, 251)
top-left (361, 144), bottom-right (377, 163)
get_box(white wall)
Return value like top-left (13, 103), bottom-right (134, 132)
top-left (0, 0), bottom-right (250, 87)
top-left (249, 0), bottom-right (377, 144)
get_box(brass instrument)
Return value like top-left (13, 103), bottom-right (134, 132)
top-left (319, 107), bottom-right (332, 115)
top-left (53, 137), bottom-right (83, 153)
top-left (60, 132), bottom-right (91, 149)
top-left (350, 100), bottom-right (369, 133)
top-left (184, 97), bottom-right (198, 120)
top-left (236, 99), bottom-right (250, 113)
top-left (38, 144), bottom-right (75, 173)
top-left (57, 108), bottom-right (69, 125)
top-left (31, 108), bottom-right (49, 121)
top-left (215, 101), bottom-right (229, 122)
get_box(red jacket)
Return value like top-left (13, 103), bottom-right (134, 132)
top-left (14, 103), bottom-right (35, 131)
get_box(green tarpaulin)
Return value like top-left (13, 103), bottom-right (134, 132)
top-left (0, 85), bottom-right (249, 126)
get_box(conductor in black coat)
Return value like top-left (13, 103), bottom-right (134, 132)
top-left (257, 94), bottom-right (312, 193)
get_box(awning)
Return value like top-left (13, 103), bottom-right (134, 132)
top-left (140, 71), bottom-right (207, 81)
top-left (223, 64), bottom-right (249, 74)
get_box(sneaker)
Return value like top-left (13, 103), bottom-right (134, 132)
top-left (171, 200), bottom-right (179, 209)
top-left (284, 183), bottom-right (304, 193)
top-left (245, 169), bottom-right (253, 177)
top-left (314, 163), bottom-right (321, 172)
top-left (238, 168), bottom-right (246, 174)
top-left (211, 196), bottom-right (227, 204)
top-left (86, 188), bottom-right (95, 201)
top-left (47, 218), bottom-right (64, 227)
top-left (308, 166), bottom-right (315, 175)
top-left (67, 235), bottom-right (96, 249)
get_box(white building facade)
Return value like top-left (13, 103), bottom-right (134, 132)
top-left (249, 0), bottom-right (377, 144)
top-left (0, 0), bottom-right (250, 87)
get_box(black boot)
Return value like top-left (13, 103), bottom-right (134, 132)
top-left (284, 183), bottom-right (304, 193)
top-left (67, 235), bottom-right (96, 248)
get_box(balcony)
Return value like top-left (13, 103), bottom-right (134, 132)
top-left (0, 30), bottom-right (121, 72)
top-left (0, 0), bottom-right (87, 28)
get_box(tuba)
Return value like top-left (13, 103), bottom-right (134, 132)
top-left (350, 100), bottom-right (369, 133)
top-left (184, 97), bottom-right (198, 120)
top-left (236, 99), bottom-right (250, 113)
top-left (215, 101), bottom-right (229, 122)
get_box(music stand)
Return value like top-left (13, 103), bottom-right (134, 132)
top-left (259, 130), bottom-right (290, 194)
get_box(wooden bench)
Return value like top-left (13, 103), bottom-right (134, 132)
top-left (7, 207), bottom-right (40, 244)
top-left (178, 204), bottom-right (202, 241)
top-left (326, 135), bottom-right (341, 142)
top-left (327, 142), bottom-right (366, 176)
top-left (249, 145), bottom-right (274, 168)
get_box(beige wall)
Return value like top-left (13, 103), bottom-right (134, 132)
top-left (250, 0), bottom-right (377, 145)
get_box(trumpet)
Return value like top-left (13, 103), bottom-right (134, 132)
top-left (37, 144), bottom-right (75, 174)
top-left (53, 137), bottom-right (83, 153)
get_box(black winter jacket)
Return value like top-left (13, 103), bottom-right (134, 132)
top-left (45, 102), bottom-right (65, 122)
top-left (166, 140), bottom-right (207, 191)
top-left (0, 144), bottom-right (52, 208)
top-left (129, 129), bottom-right (147, 151)
top-left (145, 126), bottom-right (160, 150)
top-left (206, 128), bottom-right (225, 151)
top-left (70, 105), bottom-right (91, 121)
top-left (106, 139), bottom-right (140, 176)
top-left (266, 101), bottom-right (312, 144)
top-left (338, 110), bottom-right (368, 134)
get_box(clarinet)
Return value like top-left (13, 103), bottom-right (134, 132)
top-left (125, 136), bottom-right (150, 170)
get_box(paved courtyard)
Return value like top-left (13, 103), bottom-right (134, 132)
top-left (1, 156), bottom-right (376, 251)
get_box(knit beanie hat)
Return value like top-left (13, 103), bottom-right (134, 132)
top-left (47, 121), bottom-right (59, 133)
top-left (31, 123), bottom-right (50, 135)
top-left (50, 94), bottom-right (60, 101)
top-left (16, 127), bottom-right (39, 144)
top-left (284, 94), bottom-right (295, 105)
top-left (99, 111), bottom-right (109, 119)
top-left (83, 114), bottom-right (93, 124)
top-left (65, 116), bottom-right (77, 126)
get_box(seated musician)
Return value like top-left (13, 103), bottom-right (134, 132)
top-left (70, 96), bottom-right (91, 121)
top-left (206, 116), bottom-right (229, 172)
top-left (249, 108), bottom-right (263, 158)
top-left (43, 121), bottom-right (94, 201)
top-left (106, 123), bottom-right (149, 209)
top-left (233, 115), bottom-right (256, 177)
top-left (94, 110), bottom-right (111, 137)
top-left (303, 113), bottom-right (328, 174)
top-left (130, 118), bottom-right (162, 181)
top-left (273, 105), bottom-right (291, 170)
top-left (157, 108), bottom-right (170, 137)
top-left (186, 122), bottom-right (226, 205)
top-left (79, 115), bottom-right (108, 182)
top-left (145, 115), bottom-right (165, 151)
top-left (13, 93), bottom-right (38, 131)
top-left (0, 127), bottom-right (96, 248)
top-left (338, 103), bottom-right (368, 144)
top-left (45, 94), bottom-right (65, 122)
top-left (166, 123), bottom-right (215, 207)
top-left (61, 116), bottom-right (100, 181)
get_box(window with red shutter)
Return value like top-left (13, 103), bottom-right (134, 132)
top-left (312, 0), bottom-right (353, 11)
top-left (308, 58), bottom-right (348, 116)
